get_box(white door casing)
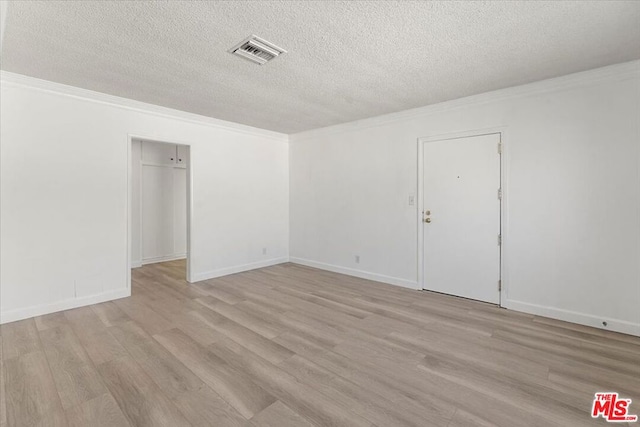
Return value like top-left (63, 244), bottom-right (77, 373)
top-left (173, 167), bottom-right (187, 255)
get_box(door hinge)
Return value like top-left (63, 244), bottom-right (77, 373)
top-left (497, 188), bottom-right (502, 200)
top-left (498, 142), bottom-right (502, 154)
top-left (498, 280), bottom-right (502, 291)
top-left (498, 234), bottom-right (502, 246)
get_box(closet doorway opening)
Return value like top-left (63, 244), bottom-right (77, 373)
top-left (128, 136), bottom-right (192, 287)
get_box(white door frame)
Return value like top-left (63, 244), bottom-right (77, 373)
top-left (417, 127), bottom-right (508, 306)
top-left (126, 134), bottom-right (195, 290)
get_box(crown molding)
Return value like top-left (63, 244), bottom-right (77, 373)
top-left (290, 60), bottom-right (640, 143)
top-left (0, 71), bottom-right (289, 143)
top-left (2, 60), bottom-right (638, 143)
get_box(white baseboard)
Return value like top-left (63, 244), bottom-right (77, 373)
top-left (503, 299), bottom-right (640, 337)
top-left (190, 257), bottom-right (289, 283)
top-left (0, 288), bottom-right (131, 325)
top-left (289, 257), bottom-right (420, 290)
top-left (286, 260), bottom-right (639, 337)
top-left (141, 254), bottom-right (186, 266)
top-left (131, 260), bottom-right (143, 268)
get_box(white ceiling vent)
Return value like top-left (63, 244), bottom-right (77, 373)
top-left (228, 35), bottom-right (286, 65)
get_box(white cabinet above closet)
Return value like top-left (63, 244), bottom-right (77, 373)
top-left (142, 141), bottom-right (188, 168)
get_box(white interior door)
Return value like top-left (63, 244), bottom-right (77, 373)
top-left (422, 133), bottom-right (501, 304)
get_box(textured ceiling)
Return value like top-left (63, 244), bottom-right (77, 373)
top-left (2, 1), bottom-right (640, 134)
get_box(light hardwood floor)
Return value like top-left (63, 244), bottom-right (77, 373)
top-left (1, 260), bottom-right (639, 426)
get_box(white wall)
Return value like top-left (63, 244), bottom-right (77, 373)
top-left (290, 61), bottom-right (640, 336)
top-left (0, 72), bottom-right (289, 323)
top-left (2, 62), bottom-right (638, 336)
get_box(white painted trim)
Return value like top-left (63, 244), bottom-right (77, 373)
top-left (417, 140), bottom-right (424, 291)
top-left (290, 60), bottom-right (640, 143)
top-left (185, 144), bottom-right (194, 283)
top-left (138, 143), bottom-right (144, 269)
top-left (126, 133), bottom-right (133, 292)
top-left (131, 260), bottom-right (143, 268)
top-left (191, 257), bottom-right (290, 282)
top-left (0, 288), bottom-right (131, 325)
top-left (289, 257), bottom-right (420, 290)
top-left (289, 257), bottom-right (639, 337)
top-left (417, 128), bottom-right (508, 305)
top-left (141, 254), bottom-right (187, 266)
top-left (504, 299), bottom-right (640, 337)
top-left (500, 129), bottom-right (511, 305)
top-left (0, 71), bottom-right (289, 143)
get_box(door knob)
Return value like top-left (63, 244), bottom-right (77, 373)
top-left (424, 218), bottom-right (431, 223)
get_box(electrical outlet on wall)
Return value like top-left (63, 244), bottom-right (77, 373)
top-left (262, 247), bottom-right (267, 255)
top-left (355, 255), bottom-right (360, 264)
top-left (408, 193), bottom-right (415, 206)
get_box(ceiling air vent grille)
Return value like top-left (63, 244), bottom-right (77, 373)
top-left (229, 35), bottom-right (286, 65)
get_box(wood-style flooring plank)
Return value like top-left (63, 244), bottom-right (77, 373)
top-left (273, 330), bottom-right (456, 424)
top-left (190, 307), bottom-right (294, 365)
top-left (64, 306), bottom-right (129, 365)
top-left (416, 350), bottom-right (602, 426)
top-left (197, 299), bottom-right (284, 339)
top-left (208, 337), bottom-right (375, 427)
top-left (3, 259), bottom-right (638, 427)
top-left (39, 325), bottom-right (107, 409)
top-left (249, 401), bottom-right (315, 427)
top-left (1, 319), bottom-right (41, 360)
top-left (96, 356), bottom-right (191, 427)
top-left (279, 354), bottom-right (442, 427)
top-left (172, 385), bottom-right (246, 427)
top-left (34, 312), bottom-right (68, 332)
top-left (197, 282), bottom-right (245, 304)
top-left (65, 393), bottom-right (131, 427)
top-left (113, 298), bottom-right (174, 336)
top-left (154, 328), bottom-right (276, 419)
top-left (0, 337), bottom-right (6, 427)
top-left (91, 302), bottom-right (131, 327)
top-left (3, 351), bottom-right (65, 426)
top-left (124, 338), bottom-right (204, 399)
top-left (174, 311), bottom-right (226, 346)
top-left (108, 320), bottom-right (154, 349)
